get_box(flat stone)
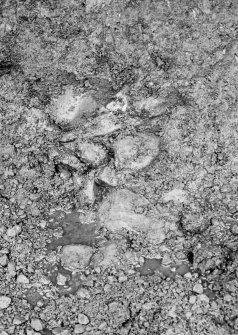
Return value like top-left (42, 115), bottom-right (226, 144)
top-left (61, 245), bottom-right (93, 271)
top-left (76, 288), bottom-right (90, 299)
top-left (114, 134), bottom-right (160, 171)
top-left (52, 87), bottom-right (98, 128)
top-left (80, 174), bottom-right (96, 205)
top-left (77, 313), bottom-right (89, 325)
top-left (31, 319), bottom-right (43, 331)
top-left (0, 296), bottom-right (11, 309)
top-left (13, 316), bottom-right (25, 325)
top-left (98, 189), bottom-right (165, 242)
top-left (17, 274), bottom-right (30, 284)
top-left (77, 141), bottom-right (107, 166)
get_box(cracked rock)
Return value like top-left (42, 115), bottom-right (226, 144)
top-left (61, 245), bottom-right (93, 271)
top-left (114, 134), bottom-right (160, 171)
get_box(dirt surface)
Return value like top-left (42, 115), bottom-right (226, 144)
top-left (0, 0), bottom-right (238, 334)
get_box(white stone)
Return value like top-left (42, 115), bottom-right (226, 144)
top-left (98, 166), bottom-right (118, 186)
top-left (135, 96), bottom-right (167, 118)
top-left (31, 319), bottom-right (43, 331)
top-left (57, 273), bottom-right (67, 286)
top-left (7, 262), bottom-right (16, 277)
top-left (77, 142), bottom-right (106, 166)
top-left (189, 295), bottom-right (197, 304)
top-left (13, 316), bottom-right (25, 325)
top-left (114, 134), bottom-right (160, 171)
top-left (162, 189), bottom-right (187, 204)
top-left (52, 328), bottom-right (70, 335)
top-left (87, 111), bottom-right (121, 137)
top-left (6, 225), bottom-right (21, 238)
top-left (77, 313), bottom-right (89, 325)
top-left (74, 324), bottom-right (85, 334)
top-left (193, 283), bottom-right (203, 294)
top-left (81, 175), bottom-right (96, 205)
top-left (17, 274), bottom-right (29, 284)
top-left (98, 189), bottom-right (165, 242)
top-left (0, 255), bottom-right (8, 267)
top-left (0, 296), bottom-right (11, 309)
top-left (61, 245), bottom-right (93, 271)
top-left (76, 288), bottom-right (90, 299)
top-left (52, 87), bottom-right (97, 126)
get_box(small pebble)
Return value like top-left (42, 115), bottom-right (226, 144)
top-left (198, 294), bottom-right (210, 304)
top-left (77, 288), bottom-right (90, 299)
top-left (224, 294), bottom-right (232, 302)
top-left (77, 313), bottom-right (89, 325)
top-left (31, 318), bottom-right (43, 331)
top-left (7, 262), bottom-right (16, 277)
top-left (193, 283), bottom-right (203, 294)
top-left (0, 296), bottom-right (11, 309)
top-left (17, 274), bottom-right (30, 284)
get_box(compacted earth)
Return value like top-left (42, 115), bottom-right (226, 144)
top-left (0, 0), bottom-right (238, 334)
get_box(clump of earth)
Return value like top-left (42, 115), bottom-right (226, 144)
top-left (0, 0), bottom-right (238, 334)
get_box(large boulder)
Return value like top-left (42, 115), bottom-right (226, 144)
top-left (114, 134), bottom-right (160, 171)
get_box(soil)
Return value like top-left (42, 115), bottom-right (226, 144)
top-left (0, 0), bottom-right (238, 334)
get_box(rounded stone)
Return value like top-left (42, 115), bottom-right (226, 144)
top-left (77, 313), bottom-right (89, 325)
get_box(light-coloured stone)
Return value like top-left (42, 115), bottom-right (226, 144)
top-left (81, 174), bottom-right (96, 205)
top-left (114, 134), bottom-right (160, 171)
top-left (162, 189), bottom-right (188, 204)
top-left (74, 324), bottom-right (85, 334)
top-left (98, 189), bottom-right (165, 242)
top-left (135, 96), bottom-right (167, 118)
top-left (86, 111), bottom-right (121, 137)
top-left (31, 319), bottom-right (43, 331)
top-left (77, 142), bottom-right (107, 166)
top-left (17, 274), bottom-right (29, 284)
top-left (7, 262), bottom-right (16, 277)
top-left (76, 288), bottom-right (90, 299)
top-left (61, 245), bottom-right (93, 271)
top-left (52, 328), bottom-right (70, 335)
top-left (13, 316), bottom-right (25, 325)
top-left (52, 87), bottom-right (97, 127)
top-left (0, 255), bottom-right (8, 267)
top-left (77, 313), bottom-right (89, 325)
top-left (189, 295), bottom-right (197, 304)
top-left (0, 296), bottom-right (11, 309)
top-left (98, 166), bottom-right (118, 186)
top-left (193, 283), bottom-right (203, 294)
top-left (57, 273), bottom-right (67, 286)
top-left (106, 92), bottom-right (128, 113)
top-left (6, 225), bottom-right (21, 238)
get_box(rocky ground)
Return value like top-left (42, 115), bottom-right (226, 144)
top-left (0, 0), bottom-right (238, 334)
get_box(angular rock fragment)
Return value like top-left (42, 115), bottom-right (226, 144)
top-left (114, 134), bottom-right (160, 171)
top-left (135, 96), bottom-right (167, 118)
top-left (60, 245), bottom-right (93, 271)
top-left (97, 166), bottom-right (118, 187)
top-left (98, 189), bottom-right (165, 242)
top-left (51, 86), bottom-right (98, 128)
